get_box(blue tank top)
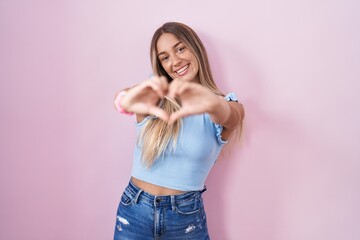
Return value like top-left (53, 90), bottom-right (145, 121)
top-left (131, 93), bottom-right (238, 191)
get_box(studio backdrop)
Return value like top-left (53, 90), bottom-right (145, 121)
top-left (1, 0), bottom-right (359, 239)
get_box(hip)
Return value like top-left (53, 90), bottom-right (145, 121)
top-left (114, 180), bottom-right (210, 240)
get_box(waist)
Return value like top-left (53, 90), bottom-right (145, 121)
top-left (131, 177), bottom-right (185, 196)
top-left (125, 179), bottom-right (206, 206)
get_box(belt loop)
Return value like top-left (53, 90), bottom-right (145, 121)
top-left (200, 185), bottom-right (207, 194)
top-left (154, 196), bottom-right (161, 206)
top-left (134, 189), bottom-right (143, 204)
top-left (170, 195), bottom-right (176, 212)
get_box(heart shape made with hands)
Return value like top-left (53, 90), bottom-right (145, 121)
top-left (165, 80), bottom-right (220, 124)
top-left (118, 78), bottom-right (220, 125)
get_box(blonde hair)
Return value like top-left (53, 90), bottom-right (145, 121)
top-left (140, 22), bottom-right (229, 167)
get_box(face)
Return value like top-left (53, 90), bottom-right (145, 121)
top-left (156, 33), bottom-right (199, 83)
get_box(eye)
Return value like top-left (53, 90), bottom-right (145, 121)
top-left (177, 46), bottom-right (186, 53)
top-left (161, 56), bottom-right (169, 62)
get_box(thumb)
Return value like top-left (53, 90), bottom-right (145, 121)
top-left (148, 106), bottom-right (169, 122)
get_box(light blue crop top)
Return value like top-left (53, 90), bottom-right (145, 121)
top-left (131, 93), bottom-right (238, 191)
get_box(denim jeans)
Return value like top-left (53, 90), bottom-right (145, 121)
top-left (114, 180), bottom-right (210, 240)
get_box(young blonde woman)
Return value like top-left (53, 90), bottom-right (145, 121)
top-left (113, 22), bottom-right (244, 240)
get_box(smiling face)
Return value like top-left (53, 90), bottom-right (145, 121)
top-left (156, 33), bottom-right (200, 83)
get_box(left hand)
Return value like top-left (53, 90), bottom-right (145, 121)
top-left (167, 79), bottom-right (221, 124)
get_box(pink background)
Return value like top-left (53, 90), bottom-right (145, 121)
top-left (1, 0), bottom-right (360, 239)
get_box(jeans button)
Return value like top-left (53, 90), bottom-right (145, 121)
top-left (156, 198), bottom-right (160, 203)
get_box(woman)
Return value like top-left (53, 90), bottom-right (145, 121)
top-left (113, 22), bottom-right (244, 239)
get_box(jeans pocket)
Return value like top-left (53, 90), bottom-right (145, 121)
top-left (175, 197), bottom-right (201, 215)
top-left (120, 190), bottom-right (134, 206)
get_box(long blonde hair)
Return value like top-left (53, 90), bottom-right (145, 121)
top-left (140, 22), bottom-right (225, 167)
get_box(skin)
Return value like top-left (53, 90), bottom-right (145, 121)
top-left (157, 33), bottom-right (200, 83)
top-left (114, 33), bottom-right (244, 195)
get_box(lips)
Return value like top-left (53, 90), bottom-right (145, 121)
top-left (175, 64), bottom-right (189, 76)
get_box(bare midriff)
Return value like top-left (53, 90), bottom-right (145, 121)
top-left (131, 177), bottom-right (185, 196)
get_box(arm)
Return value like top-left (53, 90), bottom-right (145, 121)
top-left (113, 76), bottom-right (169, 122)
top-left (167, 80), bottom-right (244, 139)
top-left (114, 86), bottom-right (146, 122)
top-left (208, 96), bottom-right (244, 140)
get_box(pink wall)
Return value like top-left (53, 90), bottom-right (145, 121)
top-left (1, 0), bottom-right (359, 239)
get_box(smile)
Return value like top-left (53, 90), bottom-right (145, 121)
top-left (175, 64), bottom-right (189, 76)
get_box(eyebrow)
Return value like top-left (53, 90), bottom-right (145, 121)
top-left (157, 42), bottom-right (183, 57)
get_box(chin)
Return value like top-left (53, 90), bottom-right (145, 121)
top-left (170, 72), bottom-right (197, 82)
top-left (181, 74), bottom-right (197, 82)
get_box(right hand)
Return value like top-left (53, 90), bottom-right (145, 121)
top-left (114, 76), bottom-right (169, 121)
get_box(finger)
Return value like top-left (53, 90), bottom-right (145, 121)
top-left (147, 106), bottom-right (169, 122)
top-left (158, 76), bottom-right (169, 94)
top-left (120, 86), bottom-right (150, 108)
top-left (167, 79), bottom-right (184, 99)
top-left (169, 80), bottom-right (194, 100)
top-left (152, 76), bottom-right (169, 96)
top-left (176, 81), bottom-right (191, 96)
top-left (150, 75), bottom-right (165, 83)
top-left (144, 80), bottom-right (166, 98)
top-left (154, 78), bottom-right (169, 97)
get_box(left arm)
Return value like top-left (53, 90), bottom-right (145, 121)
top-left (208, 96), bottom-right (244, 140)
top-left (167, 80), bottom-right (244, 139)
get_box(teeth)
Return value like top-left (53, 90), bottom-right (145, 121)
top-left (176, 65), bottom-right (189, 74)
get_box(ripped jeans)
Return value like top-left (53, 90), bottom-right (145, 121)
top-left (113, 180), bottom-right (210, 240)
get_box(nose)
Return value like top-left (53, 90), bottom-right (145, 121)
top-left (172, 54), bottom-right (181, 67)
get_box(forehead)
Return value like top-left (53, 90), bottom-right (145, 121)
top-left (156, 33), bottom-right (181, 53)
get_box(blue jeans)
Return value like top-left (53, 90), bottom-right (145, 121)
top-left (114, 180), bottom-right (210, 240)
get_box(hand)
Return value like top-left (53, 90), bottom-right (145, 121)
top-left (167, 79), bottom-right (220, 124)
top-left (115, 76), bottom-right (169, 121)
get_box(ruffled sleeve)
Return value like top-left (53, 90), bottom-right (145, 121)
top-left (214, 92), bottom-right (239, 145)
top-left (224, 92), bottom-right (238, 102)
